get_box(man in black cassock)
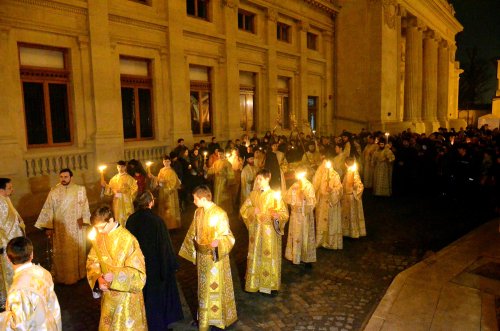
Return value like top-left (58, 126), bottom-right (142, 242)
top-left (126, 191), bottom-right (184, 331)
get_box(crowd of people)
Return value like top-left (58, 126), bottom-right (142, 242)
top-left (0, 125), bottom-right (498, 330)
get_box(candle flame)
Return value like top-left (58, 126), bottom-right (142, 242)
top-left (209, 216), bottom-right (218, 227)
top-left (385, 132), bottom-right (390, 136)
top-left (273, 191), bottom-right (281, 200)
top-left (296, 172), bottom-right (306, 180)
top-left (349, 163), bottom-right (358, 172)
top-left (98, 165), bottom-right (107, 172)
top-left (325, 161), bottom-right (332, 169)
top-left (88, 228), bottom-right (97, 240)
top-left (203, 151), bottom-right (208, 156)
top-left (146, 161), bottom-right (153, 167)
top-left (225, 153), bottom-right (230, 158)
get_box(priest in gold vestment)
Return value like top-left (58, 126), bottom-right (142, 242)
top-left (0, 178), bottom-right (25, 307)
top-left (149, 155), bottom-right (182, 229)
top-left (240, 154), bottom-right (258, 207)
top-left (35, 169), bottom-right (91, 285)
top-left (0, 237), bottom-right (61, 331)
top-left (206, 153), bottom-right (235, 213)
top-left (341, 158), bottom-right (366, 238)
top-left (240, 169), bottom-right (289, 294)
top-left (371, 142), bottom-right (395, 197)
top-left (284, 169), bottom-right (317, 265)
top-left (361, 136), bottom-right (378, 189)
top-left (313, 159), bottom-right (344, 249)
top-left (179, 185), bottom-right (237, 331)
top-left (101, 161), bottom-right (138, 226)
top-left (87, 206), bottom-right (147, 331)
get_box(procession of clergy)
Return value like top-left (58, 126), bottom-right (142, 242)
top-left (0, 131), bottom-right (396, 331)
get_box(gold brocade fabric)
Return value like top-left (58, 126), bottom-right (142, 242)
top-left (35, 183), bottom-right (91, 285)
top-left (86, 226), bottom-right (147, 331)
top-left (341, 170), bottom-right (366, 238)
top-left (0, 263), bottom-right (61, 331)
top-left (284, 179), bottom-right (317, 264)
top-left (207, 160), bottom-right (235, 213)
top-left (240, 189), bottom-right (289, 293)
top-left (333, 152), bottom-right (347, 181)
top-left (240, 164), bottom-right (258, 207)
top-left (179, 204), bottom-right (237, 330)
top-left (153, 167), bottom-right (181, 229)
top-left (362, 143), bottom-right (378, 188)
top-left (104, 173), bottom-right (138, 226)
top-left (312, 162), bottom-right (344, 250)
top-left (371, 147), bottom-right (395, 197)
top-left (274, 151), bottom-right (288, 193)
top-left (0, 196), bottom-right (25, 303)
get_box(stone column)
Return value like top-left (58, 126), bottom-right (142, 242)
top-left (437, 39), bottom-right (450, 126)
top-left (322, 30), bottom-right (334, 134)
top-left (422, 30), bottom-right (439, 132)
top-left (265, 8), bottom-right (278, 133)
top-left (403, 17), bottom-right (424, 131)
top-left (298, 21), bottom-right (309, 130)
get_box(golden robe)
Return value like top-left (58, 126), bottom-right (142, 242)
top-left (179, 204), bottom-right (237, 331)
top-left (333, 152), bottom-right (347, 181)
top-left (312, 161), bottom-right (343, 249)
top-left (0, 196), bottom-right (25, 304)
top-left (35, 183), bottom-right (91, 284)
top-left (362, 143), bottom-right (378, 189)
top-left (228, 155), bottom-right (243, 207)
top-left (240, 164), bottom-right (258, 207)
top-left (274, 150), bottom-right (288, 193)
top-left (240, 189), bottom-right (289, 293)
top-left (0, 263), bottom-right (61, 331)
top-left (151, 167), bottom-right (181, 229)
top-left (87, 225), bottom-right (147, 331)
top-left (372, 147), bottom-right (395, 196)
top-left (207, 159), bottom-right (234, 213)
top-left (284, 179), bottom-right (317, 264)
top-left (104, 173), bottom-right (138, 226)
top-left (301, 151), bottom-right (322, 168)
top-left (341, 169), bottom-right (366, 238)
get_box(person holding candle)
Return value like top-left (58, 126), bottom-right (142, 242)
top-left (205, 150), bottom-right (235, 213)
top-left (240, 169), bottom-right (289, 294)
top-left (341, 157), bottom-right (366, 238)
top-left (313, 155), bottom-right (344, 249)
top-left (148, 155), bottom-right (182, 230)
top-left (86, 205), bottom-right (147, 331)
top-left (371, 140), bottom-right (396, 196)
top-left (284, 167), bottom-right (317, 267)
top-left (179, 185), bottom-right (237, 331)
top-left (127, 192), bottom-right (183, 331)
top-left (361, 135), bottom-right (378, 189)
top-left (35, 168), bottom-right (91, 285)
top-left (0, 237), bottom-right (61, 330)
top-left (101, 160), bottom-right (138, 227)
top-left (240, 153), bottom-right (258, 207)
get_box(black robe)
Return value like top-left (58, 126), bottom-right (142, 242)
top-left (126, 208), bottom-right (184, 330)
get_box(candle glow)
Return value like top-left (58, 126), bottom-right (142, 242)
top-left (296, 172), bottom-right (306, 180)
top-left (88, 228), bottom-right (108, 274)
top-left (325, 161), bottom-right (332, 169)
top-left (98, 165), bottom-right (107, 173)
top-left (146, 161), bottom-right (153, 168)
top-left (348, 163), bottom-right (358, 172)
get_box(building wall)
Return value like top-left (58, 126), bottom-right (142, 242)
top-left (0, 0), bottom-right (337, 220)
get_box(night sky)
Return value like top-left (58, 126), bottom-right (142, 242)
top-left (450, 0), bottom-right (500, 104)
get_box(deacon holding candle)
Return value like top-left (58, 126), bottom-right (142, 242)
top-left (101, 160), bottom-right (138, 227)
top-left (240, 169), bottom-right (289, 295)
top-left (341, 158), bottom-right (366, 239)
top-left (86, 205), bottom-right (147, 331)
top-left (313, 152), bottom-right (344, 250)
top-left (284, 167), bottom-right (317, 267)
top-left (179, 185), bottom-right (237, 331)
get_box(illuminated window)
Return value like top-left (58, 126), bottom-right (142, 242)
top-left (190, 66), bottom-right (212, 135)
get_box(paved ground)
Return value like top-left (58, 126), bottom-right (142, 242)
top-left (27, 189), bottom-right (496, 331)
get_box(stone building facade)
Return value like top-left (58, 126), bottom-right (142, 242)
top-left (0, 0), bottom-right (462, 219)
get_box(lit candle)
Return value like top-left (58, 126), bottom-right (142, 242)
top-left (385, 132), bottom-right (390, 144)
top-left (203, 151), bottom-right (208, 161)
top-left (225, 153), bottom-right (230, 158)
top-left (88, 228), bottom-right (108, 274)
top-left (145, 161), bottom-right (153, 173)
top-left (273, 191), bottom-right (281, 209)
top-left (209, 216), bottom-right (219, 240)
top-left (296, 171), bottom-right (306, 189)
top-left (325, 160), bottom-right (332, 181)
top-left (312, 130), bottom-right (316, 136)
top-left (348, 162), bottom-right (358, 172)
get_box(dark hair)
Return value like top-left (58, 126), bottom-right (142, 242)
top-left (59, 168), bottom-right (73, 177)
top-left (117, 160), bottom-right (127, 166)
top-left (212, 137), bottom-right (216, 141)
top-left (137, 191), bottom-right (154, 209)
top-left (7, 237), bottom-right (33, 265)
top-left (0, 178), bottom-right (11, 190)
top-left (162, 154), bottom-right (171, 161)
top-left (256, 168), bottom-right (272, 180)
top-left (91, 205), bottom-right (114, 226)
top-left (169, 151), bottom-right (177, 159)
top-left (178, 138), bottom-right (184, 143)
top-left (192, 185), bottom-right (212, 201)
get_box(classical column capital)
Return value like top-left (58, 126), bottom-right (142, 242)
top-left (407, 17), bottom-right (426, 30)
top-left (299, 21), bottom-right (310, 32)
top-left (222, 0), bottom-right (238, 9)
top-left (382, 0), bottom-right (398, 29)
top-left (77, 35), bottom-right (89, 50)
top-left (423, 29), bottom-right (437, 41)
top-left (267, 8), bottom-right (278, 23)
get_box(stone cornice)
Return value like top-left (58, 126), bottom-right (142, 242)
top-left (302, 0), bottom-right (341, 16)
top-left (12, 0), bottom-right (87, 15)
top-left (108, 14), bottom-right (167, 32)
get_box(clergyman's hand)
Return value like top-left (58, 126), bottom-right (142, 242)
top-left (103, 272), bottom-right (114, 283)
top-left (97, 277), bottom-right (109, 292)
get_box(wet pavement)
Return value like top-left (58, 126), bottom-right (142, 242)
top-left (26, 191), bottom-right (495, 330)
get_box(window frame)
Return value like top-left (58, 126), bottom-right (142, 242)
top-left (239, 85), bottom-right (256, 132)
top-left (277, 22), bottom-right (291, 43)
top-left (278, 88), bottom-right (291, 130)
top-left (120, 57), bottom-right (154, 141)
top-left (190, 80), bottom-right (213, 136)
top-left (238, 9), bottom-right (256, 33)
top-left (18, 43), bottom-right (74, 148)
top-left (307, 32), bottom-right (318, 50)
top-left (186, 0), bottom-right (210, 21)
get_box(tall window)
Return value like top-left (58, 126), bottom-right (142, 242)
top-left (187, 0), bottom-right (209, 20)
top-left (277, 22), bottom-right (291, 42)
top-left (120, 57), bottom-right (154, 140)
top-left (240, 71), bottom-right (256, 132)
top-left (308, 96), bottom-right (318, 131)
top-left (238, 10), bottom-right (255, 33)
top-left (19, 45), bottom-right (72, 147)
top-left (307, 32), bottom-right (318, 50)
top-left (277, 77), bottom-right (291, 129)
top-left (190, 66), bottom-right (212, 135)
